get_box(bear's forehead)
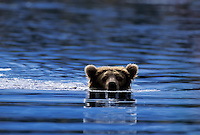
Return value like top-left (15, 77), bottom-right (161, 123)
top-left (101, 70), bottom-right (120, 75)
top-left (96, 67), bottom-right (129, 76)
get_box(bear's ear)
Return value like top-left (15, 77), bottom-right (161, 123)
top-left (126, 63), bottom-right (138, 79)
top-left (85, 65), bottom-right (97, 79)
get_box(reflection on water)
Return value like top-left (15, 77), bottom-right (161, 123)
top-left (0, 0), bottom-right (200, 134)
top-left (84, 90), bottom-right (137, 134)
top-left (84, 107), bottom-right (137, 134)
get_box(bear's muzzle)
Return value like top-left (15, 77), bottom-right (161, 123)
top-left (108, 82), bottom-right (117, 90)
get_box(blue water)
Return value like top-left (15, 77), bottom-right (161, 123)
top-left (0, 0), bottom-right (200, 134)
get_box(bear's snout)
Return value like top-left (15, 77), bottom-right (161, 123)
top-left (108, 82), bottom-right (117, 90)
top-left (105, 76), bottom-right (119, 90)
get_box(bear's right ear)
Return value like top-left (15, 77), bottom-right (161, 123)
top-left (126, 63), bottom-right (138, 79)
top-left (85, 65), bottom-right (97, 79)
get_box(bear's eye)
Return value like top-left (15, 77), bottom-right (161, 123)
top-left (102, 76), bottom-right (108, 82)
top-left (116, 76), bottom-right (123, 81)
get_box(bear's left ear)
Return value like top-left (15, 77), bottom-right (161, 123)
top-left (85, 65), bottom-right (97, 79)
top-left (126, 63), bottom-right (138, 79)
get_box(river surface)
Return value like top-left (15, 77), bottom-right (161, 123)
top-left (0, 0), bottom-right (200, 134)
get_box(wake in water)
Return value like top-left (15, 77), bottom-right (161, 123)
top-left (0, 78), bottom-right (88, 91)
top-left (0, 77), bottom-right (160, 93)
top-left (0, 77), bottom-right (160, 92)
top-left (0, 68), bottom-right (159, 92)
top-left (0, 68), bottom-right (88, 90)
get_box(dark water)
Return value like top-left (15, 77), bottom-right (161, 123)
top-left (0, 0), bottom-right (200, 134)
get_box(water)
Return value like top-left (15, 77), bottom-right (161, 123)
top-left (0, 0), bottom-right (200, 134)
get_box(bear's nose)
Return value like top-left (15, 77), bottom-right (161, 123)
top-left (108, 82), bottom-right (117, 90)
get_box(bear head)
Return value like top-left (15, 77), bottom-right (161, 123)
top-left (85, 64), bottom-right (138, 90)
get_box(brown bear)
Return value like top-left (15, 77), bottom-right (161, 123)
top-left (85, 64), bottom-right (138, 90)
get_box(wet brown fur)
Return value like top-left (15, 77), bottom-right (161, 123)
top-left (85, 64), bottom-right (138, 90)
